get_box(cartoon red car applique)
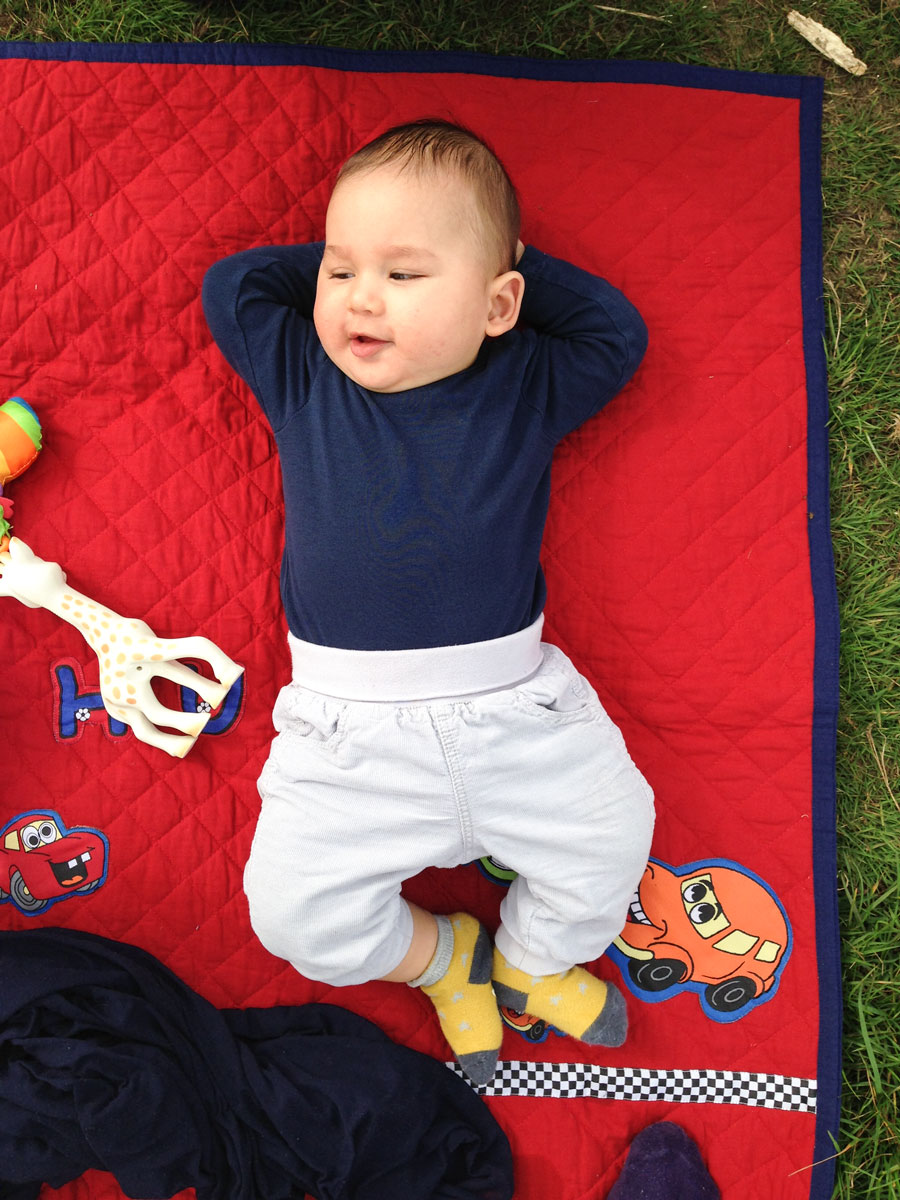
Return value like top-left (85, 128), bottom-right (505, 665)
top-left (498, 1004), bottom-right (563, 1044)
top-left (0, 810), bottom-right (108, 915)
top-left (609, 857), bottom-right (791, 1022)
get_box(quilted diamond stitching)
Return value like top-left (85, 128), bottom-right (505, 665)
top-left (0, 53), bottom-right (830, 1200)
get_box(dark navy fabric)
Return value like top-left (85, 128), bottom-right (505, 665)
top-left (0, 928), bottom-right (513, 1200)
top-left (203, 244), bottom-right (646, 650)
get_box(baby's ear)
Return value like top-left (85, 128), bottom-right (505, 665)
top-left (485, 270), bottom-right (524, 337)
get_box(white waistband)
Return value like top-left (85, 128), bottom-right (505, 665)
top-left (287, 615), bottom-right (545, 702)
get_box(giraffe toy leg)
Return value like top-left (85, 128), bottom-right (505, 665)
top-left (0, 537), bottom-right (244, 758)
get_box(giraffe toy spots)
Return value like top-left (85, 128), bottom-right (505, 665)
top-left (0, 537), bottom-right (243, 758)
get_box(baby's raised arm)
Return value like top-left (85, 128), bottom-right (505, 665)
top-left (202, 243), bottom-right (325, 428)
top-left (516, 246), bottom-right (647, 441)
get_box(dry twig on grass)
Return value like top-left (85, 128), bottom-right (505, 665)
top-left (787, 11), bottom-right (868, 75)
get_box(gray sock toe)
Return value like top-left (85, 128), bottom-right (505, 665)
top-left (581, 981), bottom-right (627, 1047)
top-left (457, 1049), bottom-right (500, 1087)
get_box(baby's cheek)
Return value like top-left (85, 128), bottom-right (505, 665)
top-left (311, 302), bottom-right (326, 342)
top-left (312, 289), bottom-right (336, 338)
top-left (315, 317), bottom-right (342, 362)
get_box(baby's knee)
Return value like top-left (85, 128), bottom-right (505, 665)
top-left (611, 766), bottom-right (655, 871)
top-left (244, 871), bottom-right (403, 986)
top-left (630, 780), bottom-right (655, 860)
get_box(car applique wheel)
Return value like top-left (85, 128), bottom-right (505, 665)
top-left (9, 869), bottom-right (50, 913)
top-left (629, 957), bottom-right (689, 991)
top-left (704, 976), bottom-right (756, 1013)
top-left (523, 1019), bottom-right (548, 1043)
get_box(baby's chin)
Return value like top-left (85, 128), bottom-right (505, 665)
top-left (322, 346), bottom-right (444, 394)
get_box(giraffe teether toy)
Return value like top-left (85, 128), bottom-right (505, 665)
top-left (0, 536), bottom-right (243, 758)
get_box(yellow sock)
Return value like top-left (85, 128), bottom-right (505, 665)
top-left (414, 913), bottom-right (502, 1085)
top-left (492, 949), bottom-right (627, 1047)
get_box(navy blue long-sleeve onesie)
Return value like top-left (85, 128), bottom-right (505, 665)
top-left (202, 244), bottom-right (647, 651)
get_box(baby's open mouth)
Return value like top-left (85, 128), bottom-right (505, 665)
top-left (350, 334), bottom-right (388, 359)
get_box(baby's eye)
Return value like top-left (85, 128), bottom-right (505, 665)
top-left (389, 271), bottom-right (421, 281)
top-left (329, 270), bottom-right (354, 280)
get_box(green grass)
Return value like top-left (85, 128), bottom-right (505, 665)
top-left (2, 1), bottom-right (899, 1194)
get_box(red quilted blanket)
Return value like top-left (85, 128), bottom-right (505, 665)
top-left (0, 44), bottom-right (839, 1200)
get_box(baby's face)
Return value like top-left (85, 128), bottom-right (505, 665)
top-left (314, 164), bottom-right (502, 392)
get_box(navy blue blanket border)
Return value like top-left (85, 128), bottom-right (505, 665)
top-left (0, 39), bottom-right (840, 1200)
top-left (797, 73), bottom-right (842, 1200)
top-left (0, 38), bottom-right (814, 100)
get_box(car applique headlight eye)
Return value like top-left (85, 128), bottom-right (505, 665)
top-left (689, 901), bottom-right (721, 925)
top-left (682, 882), bottom-right (711, 905)
top-left (680, 874), bottom-right (730, 938)
top-left (713, 929), bottom-right (758, 955)
top-left (20, 820), bottom-right (61, 850)
top-left (754, 939), bottom-right (782, 963)
top-left (21, 824), bottom-right (42, 850)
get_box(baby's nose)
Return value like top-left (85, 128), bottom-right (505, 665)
top-left (348, 275), bottom-right (383, 314)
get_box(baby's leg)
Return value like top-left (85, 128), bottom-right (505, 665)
top-left (491, 765), bottom-right (652, 1044)
top-left (244, 701), bottom-right (437, 982)
top-left (404, 907), bottom-right (502, 1085)
top-left (466, 646), bottom-right (655, 1046)
top-left (378, 901), bottom-right (438, 981)
top-left (244, 684), bottom-right (501, 1081)
top-left (490, 751), bottom-right (653, 1046)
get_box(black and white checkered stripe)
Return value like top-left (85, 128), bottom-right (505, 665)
top-left (448, 1061), bottom-right (816, 1112)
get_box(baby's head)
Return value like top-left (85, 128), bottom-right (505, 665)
top-left (337, 120), bottom-right (521, 275)
top-left (314, 120), bottom-right (525, 393)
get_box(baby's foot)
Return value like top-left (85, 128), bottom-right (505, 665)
top-left (492, 950), bottom-right (627, 1046)
top-left (418, 913), bottom-right (502, 1085)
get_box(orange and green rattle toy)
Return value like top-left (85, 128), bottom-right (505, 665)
top-left (0, 397), bottom-right (42, 551)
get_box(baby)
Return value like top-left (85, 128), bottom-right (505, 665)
top-left (203, 120), bottom-right (654, 1084)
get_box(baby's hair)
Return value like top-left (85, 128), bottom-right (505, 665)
top-left (336, 119), bottom-right (521, 273)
